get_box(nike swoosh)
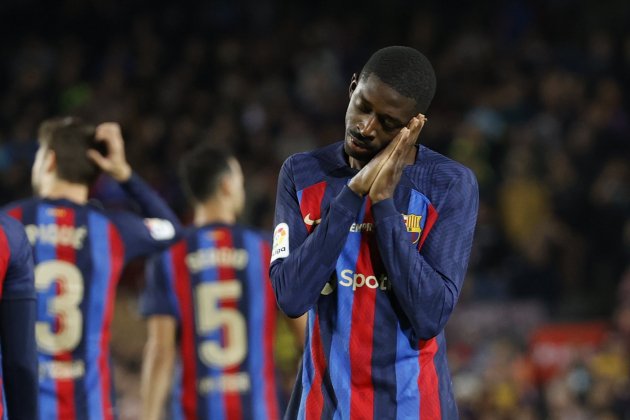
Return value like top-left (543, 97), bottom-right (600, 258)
top-left (303, 213), bottom-right (321, 226)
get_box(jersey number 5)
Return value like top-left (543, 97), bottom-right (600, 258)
top-left (35, 260), bottom-right (84, 354)
top-left (195, 281), bottom-right (247, 368)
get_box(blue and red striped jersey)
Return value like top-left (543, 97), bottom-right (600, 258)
top-left (3, 173), bottom-right (182, 420)
top-left (141, 223), bottom-right (280, 420)
top-left (0, 213), bottom-right (37, 420)
top-left (270, 142), bottom-right (479, 419)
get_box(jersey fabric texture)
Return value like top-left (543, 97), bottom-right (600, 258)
top-left (0, 213), bottom-right (36, 420)
top-left (4, 173), bottom-right (181, 420)
top-left (270, 142), bottom-right (479, 420)
top-left (141, 223), bottom-right (279, 420)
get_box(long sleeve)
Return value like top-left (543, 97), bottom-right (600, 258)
top-left (118, 172), bottom-right (183, 232)
top-left (269, 157), bottom-right (363, 318)
top-left (1, 219), bottom-right (38, 419)
top-left (372, 169), bottom-right (479, 340)
top-left (109, 172), bottom-right (183, 261)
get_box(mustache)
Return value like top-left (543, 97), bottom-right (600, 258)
top-left (348, 130), bottom-right (373, 143)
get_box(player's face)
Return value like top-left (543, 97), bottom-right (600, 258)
top-left (227, 158), bottom-right (245, 217)
top-left (344, 74), bottom-right (417, 165)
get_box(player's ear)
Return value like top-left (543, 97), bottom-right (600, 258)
top-left (45, 149), bottom-right (57, 173)
top-left (349, 73), bottom-right (358, 98)
top-left (219, 173), bottom-right (233, 197)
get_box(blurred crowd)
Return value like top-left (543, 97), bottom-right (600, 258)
top-left (1, 0), bottom-right (629, 418)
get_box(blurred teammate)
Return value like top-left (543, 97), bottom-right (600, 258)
top-left (270, 46), bottom-right (479, 419)
top-left (0, 213), bottom-right (37, 419)
top-left (3, 117), bottom-right (182, 420)
top-left (140, 145), bottom-right (300, 420)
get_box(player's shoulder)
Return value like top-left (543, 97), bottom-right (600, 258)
top-left (0, 212), bottom-right (28, 244)
top-left (282, 141), bottom-right (346, 188)
top-left (1, 197), bottom-right (38, 215)
top-left (414, 146), bottom-right (478, 187)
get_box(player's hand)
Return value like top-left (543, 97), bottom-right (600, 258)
top-left (347, 128), bottom-right (404, 196)
top-left (88, 122), bottom-right (132, 182)
top-left (368, 114), bottom-right (426, 203)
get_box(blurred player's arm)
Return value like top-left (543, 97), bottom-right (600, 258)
top-left (372, 167), bottom-right (479, 340)
top-left (141, 315), bottom-right (176, 420)
top-left (287, 314), bottom-right (307, 350)
top-left (269, 156), bottom-right (363, 318)
top-left (139, 253), bottom-right (181, 420)
top-left (0, 221), bottom-right (37, 419)
top-left (88, 123), bottom-right (183, 245)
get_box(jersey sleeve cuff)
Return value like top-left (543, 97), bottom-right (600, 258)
top-left (118, 171), bottom-right (143, 190)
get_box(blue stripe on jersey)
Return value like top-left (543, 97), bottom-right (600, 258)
top-left (196, 230), bottom-right (225, 420)
top-left (297, 311), bottom-right (316, 420)
top-left (1, 364), bottom-right (8, 420)
top-left (243, 231), bottom-right (266, 419)
top-left (86, 212), bottom-right (111, 420)
top-left (395, 324), bottom-right (420, 419)
top-left (164, 253), bottom-right (185, 420)
top-left (72, 210), bottom-right (89, 420)
top-left (435, 333), bottom-right (453, 418)
top-left (329, 199), bottom-right (367, 420)
top-left (36, 204), bottom-right (59, 420)
top-left (394, 189), bottom-right (431, 419)
top-left (372, 290), bottom-right (399, 419)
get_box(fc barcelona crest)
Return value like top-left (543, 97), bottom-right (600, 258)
top-left (403, 214), bottom-right (423, 244)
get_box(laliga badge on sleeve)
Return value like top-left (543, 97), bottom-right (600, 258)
top-left (271, 223), bottom-right (289, 262)
top-left (144, 218), bottom-right (176, 241)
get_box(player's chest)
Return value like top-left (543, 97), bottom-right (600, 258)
top-left (296, 177), bottom-right (435, 245)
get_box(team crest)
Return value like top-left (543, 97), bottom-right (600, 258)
top-left (403, 214), bottom-right (423, 244)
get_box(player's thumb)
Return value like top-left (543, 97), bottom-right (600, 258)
top-left (86, 149), bottom-right (110, 170)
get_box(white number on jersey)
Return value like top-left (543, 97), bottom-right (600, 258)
top-left (35, 260), bottom-right (84, 354)
top-left (195, 280), bottom-right (247, 368)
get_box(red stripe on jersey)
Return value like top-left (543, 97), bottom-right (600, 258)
top-left (349, 202), bottom-right (377, 419)
top-left (216, 228), bottom-right (242, 420)
top-left (171, 241), bottom-right (198, 420)
top-left (418, 338), bottom-right (441, 420)
top-left (261, 241), bottom-right (279, 419)
top-left (98, 225), bottom-right (124, 420)
top-left (305, 314), bottom-right (325, 420)
top-left (0, 379), bottom-right (3, 419)
top-left (299, 181), bottom-right (327, 234)
top-left (0, 228), bottom-right (9, 298)
top-left (7, 207), bottom-right (22, 222)
top-left (417, 204), bottom-right (438, 251)
top-left (55, 208), bottom-right (77, 420)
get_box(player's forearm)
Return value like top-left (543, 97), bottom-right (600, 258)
top-left (119, 172), bottom-right (183, 233)
top-left (271, 187), bottom-right (361, 318)
top-left (140, 343), bottom-right (175, 420)
top-left (373, 198), bottom-right (475, 340)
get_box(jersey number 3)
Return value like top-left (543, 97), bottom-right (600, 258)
top-left (35, 260), bottom-right (84, 354)
top-left (195, 281), bottom-right (247, 368)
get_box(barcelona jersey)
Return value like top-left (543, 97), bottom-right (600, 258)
top-left (141, 223), bottom-right (279, 420)
top-left (270, 142), bottom-right (479, 419)
top-left (4, 173), bottom-right (181, 420)
top-left (0, 213), bottom-right (36, 420)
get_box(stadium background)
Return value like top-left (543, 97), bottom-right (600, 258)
top-left (1, 0), bottom-right (629, 418)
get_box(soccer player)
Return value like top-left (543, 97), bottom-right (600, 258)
top-left (3, 117), bottom-right (182, 420)
top-left (270, 46), bottom-right (479, 419)
top-left (0, 213), bottom-right (37, 419)
top-left (140, 145), bottom-right (299, 420)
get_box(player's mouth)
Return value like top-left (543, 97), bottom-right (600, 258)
top-left (346, 132), bottom-right (372, 153)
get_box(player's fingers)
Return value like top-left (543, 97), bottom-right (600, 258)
top-left (95, 123), bottom-right (122, 147)
top-left (86, 149), bottom-right (109, 169)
